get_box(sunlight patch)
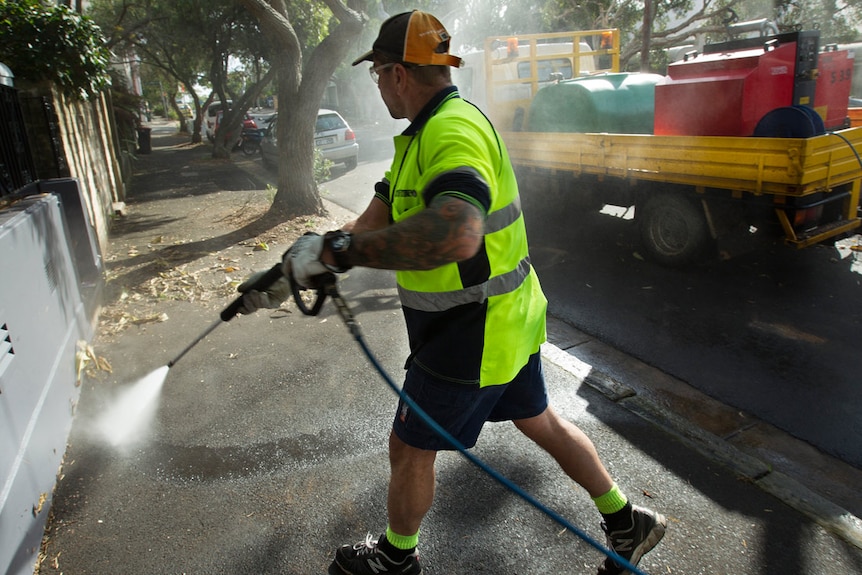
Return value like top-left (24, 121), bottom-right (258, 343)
top-left (599, 204), bottom-right (635, 220)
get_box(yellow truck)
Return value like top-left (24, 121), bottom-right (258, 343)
top-left (459, 29), bottom-right (862, 265)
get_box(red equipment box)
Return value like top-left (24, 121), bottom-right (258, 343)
top-left (655, 43), bottom-right (798, 136)
top-left (654, 32), bottom-right (821, 136)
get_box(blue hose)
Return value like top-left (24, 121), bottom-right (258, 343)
top-left (829, 130), bottom-right (862, 170)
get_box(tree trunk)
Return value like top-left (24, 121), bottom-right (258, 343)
top-left (239, 0), bottom-right (363, 219)
top-left (271, 92), bottom-right (323, 217)
top-left (641, 0), bottom-right (653, 72)
top-left (189, 112), bottom-right (203, 144)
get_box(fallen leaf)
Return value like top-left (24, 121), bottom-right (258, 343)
top-left (32, 492), bottom-right (48, 516)
top-left (131, 313), bottom-right (169, 325)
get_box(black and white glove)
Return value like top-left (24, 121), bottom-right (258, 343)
top-left (282, 231), bottom-right (352, 289)
top-left (235, 270), bottom-right (292, 314)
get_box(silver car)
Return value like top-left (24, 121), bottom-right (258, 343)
top-left (260, 109), bottom-right (359, 171)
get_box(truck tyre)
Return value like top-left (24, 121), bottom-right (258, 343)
top-left (638, 193), bottom-right (710, 266)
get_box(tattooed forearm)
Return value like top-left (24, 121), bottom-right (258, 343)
top-left (351, 195), bottom-right (484, 270)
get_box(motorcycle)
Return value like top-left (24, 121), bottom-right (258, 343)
top-left (236, 128), bottom-right (265, 156)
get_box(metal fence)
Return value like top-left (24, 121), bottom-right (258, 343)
top-left (19, 93), bottom-right (70, 181)
top-left (0, 83), bottom-right (36, 197)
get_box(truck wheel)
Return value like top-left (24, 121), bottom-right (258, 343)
top-left (638, 193), bottom-right (710, 266)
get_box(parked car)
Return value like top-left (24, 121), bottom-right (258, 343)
top-left (260, 109), bottom-right (359, 171)
top-left (204, 100), bottom-right (231, 142)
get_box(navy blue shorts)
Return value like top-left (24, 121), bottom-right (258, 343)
top-left (392, 352), bottom-right (548, 450)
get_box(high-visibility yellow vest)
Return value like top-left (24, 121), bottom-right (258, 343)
top-left (385, 88), bottom-right (547, 386)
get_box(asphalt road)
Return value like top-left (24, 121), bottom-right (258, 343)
top-left (290, 123), bottom-right (862, 474)
top-left (522, 199), bottom-right (862, 470)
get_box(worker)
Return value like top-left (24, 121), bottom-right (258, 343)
top-left (238, 10), bottom-right (666, 575)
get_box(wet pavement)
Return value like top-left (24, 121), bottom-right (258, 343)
top-left (33, 119), bottom-right (862, 575)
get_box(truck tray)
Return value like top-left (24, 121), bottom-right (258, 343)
top-left (501, 127), bottom-right (862, 197)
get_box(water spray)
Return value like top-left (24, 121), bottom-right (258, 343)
top-left (97, 261), bottom-right (333, 447)
top-left (97, 263), bottom-right (651, 573)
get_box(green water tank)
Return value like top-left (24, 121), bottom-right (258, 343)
top-left (526, 72), bottom-right (664, 134)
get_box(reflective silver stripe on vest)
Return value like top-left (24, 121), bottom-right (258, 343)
top-left (485, 195), bottom-right (522, 234)
top-left (398, 256), bottom-right (532, 312)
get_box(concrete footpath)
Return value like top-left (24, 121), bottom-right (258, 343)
top-left (35, 121), bottom-right (862, 575)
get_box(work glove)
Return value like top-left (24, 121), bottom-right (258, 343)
top-left (283, 231), bottom-right (352, 289)
top-left (235, 270), bottom-right (292, 314)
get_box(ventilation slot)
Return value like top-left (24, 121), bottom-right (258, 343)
top-left (0, 322), bottom-right (13, 378)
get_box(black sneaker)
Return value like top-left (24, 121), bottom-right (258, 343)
top-left (328, 533), bottom-right (422, 575)
top-left (598, 505), bottom-right (666, 574)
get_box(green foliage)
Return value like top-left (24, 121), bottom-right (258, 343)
top-left (0, 0), bottom-right (111, 99)
top-left (313, 147), bottom-right (332, 185)
top-left (286, 1), bottom-right (331, 54)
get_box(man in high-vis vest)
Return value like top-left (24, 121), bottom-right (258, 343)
top-left (239, 10), bottom-right (665, 575)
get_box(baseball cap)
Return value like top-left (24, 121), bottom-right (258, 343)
top-left (351, 10), bottom-right (462, 68)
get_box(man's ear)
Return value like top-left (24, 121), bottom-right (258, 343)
top-left (393, 63), bottom-right (410, 89)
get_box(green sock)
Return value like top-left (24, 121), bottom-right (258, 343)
top-left (385, 526), bottom-right (419, 551)
top-left (592, 483), bottom-right (628, 515)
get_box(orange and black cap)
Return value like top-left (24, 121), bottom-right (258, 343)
top-left (351, 10), bottom-right (462, 68)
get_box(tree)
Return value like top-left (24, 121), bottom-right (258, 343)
top-left (774, 0), bottom-right (862, 42)
top-left (88, 0), bottom-right (277, 149)
top-left (382, 0), bottom-right (733, 71)
top-left (89, 0), bottom-right (213, 141)
top-left (239, 0), bottom-right (363, 217)
top-left (621, 0), bottom-right (742, 71)
top-left (88, 0), bottom-right (364, 217)
top-left (201, 2), bottom-right (276, 157)
top-left (528, 0), bottom-right (742, 71)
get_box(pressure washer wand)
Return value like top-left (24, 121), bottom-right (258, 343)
top-left (166, 263), bottom-right (284, 368)
top-left (166, 317), bottom-right (223, 368)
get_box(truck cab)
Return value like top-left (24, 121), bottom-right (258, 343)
top-left (452, 29), bottom-right (620, 130)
